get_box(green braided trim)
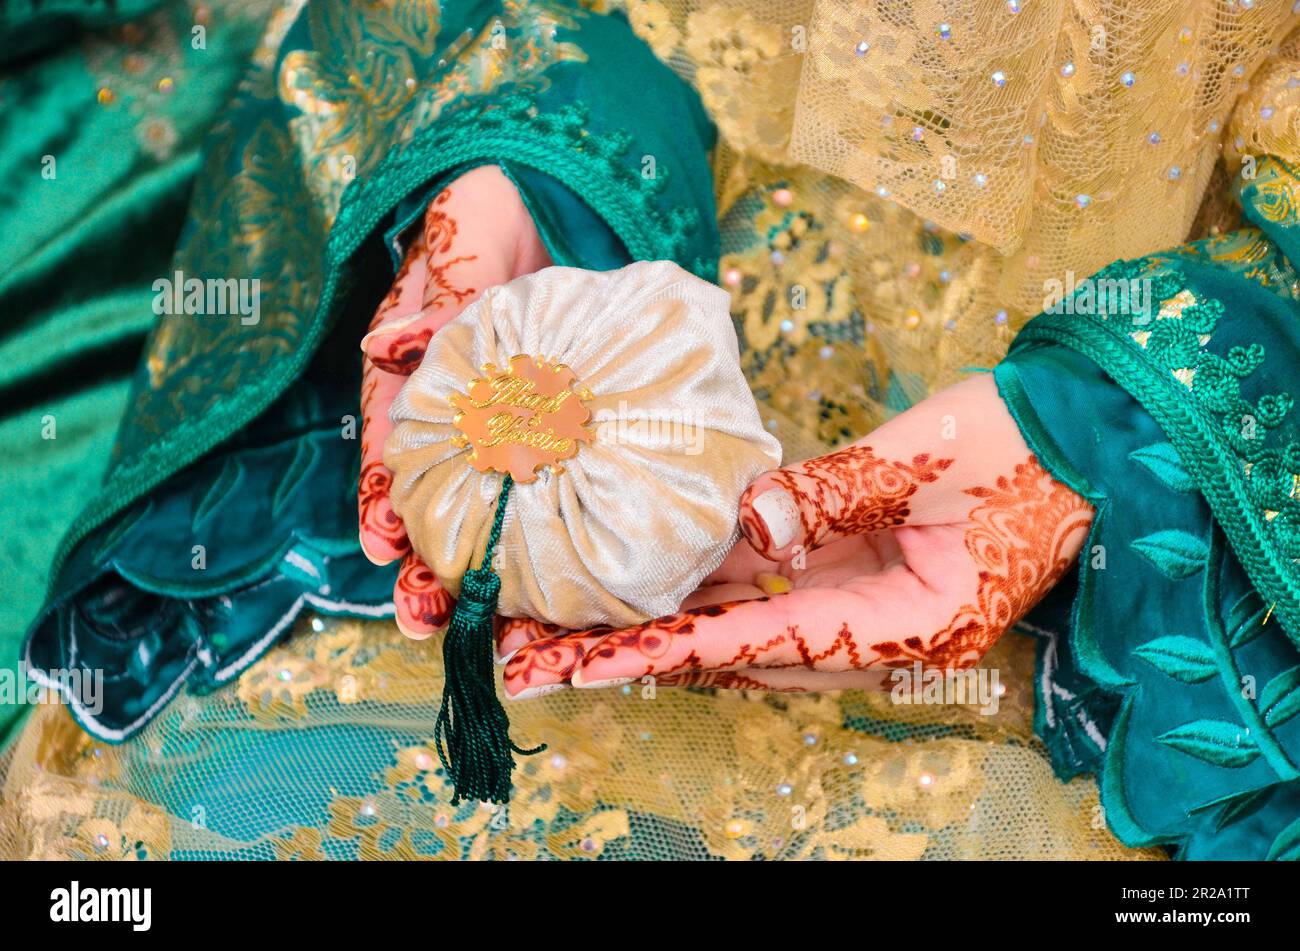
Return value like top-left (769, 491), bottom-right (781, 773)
top-left (44, 89), bottom-right (705, 600)
top-left (1015, 282), bottom-right (1300, 646)
top-left (331, 90), bottom-right (706, 276)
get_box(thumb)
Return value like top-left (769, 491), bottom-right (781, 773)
top-left (739, 443), bottom-right (953, 560)
top-left (738, 375), bottom-right (1029, 560)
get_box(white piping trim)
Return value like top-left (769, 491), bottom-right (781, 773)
top-left (26, 613), bottom-right (201, 744)
top-left (282, 549), bottom-right (321, 579)
top-left (29, 593), bottom-right (396, 742)
top-left (212, 592), bottom-right (394, 682)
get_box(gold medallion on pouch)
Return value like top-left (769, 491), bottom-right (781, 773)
top-left (450, 354), bottom-right (594, 483)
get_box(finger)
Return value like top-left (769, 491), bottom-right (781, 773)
top-left (498, 579), bottom-right (775, 682)
top-left (368, 227), bottom-right (428, 331)
top-left (502, 631), bottom-right (611, 700)
top-left (495, 616), bottom-right (572, 662)
top-left (393, 551), bottom-right (454, 640)
top-left (498, 571), bottom-right (770, 675)
top-left (357, 232), bottom-right (431, 562)
top-left (362, 170), bottom-right (549, 372)
top-left (419, 184), bottom-right (485, 313)
top-left (571, 538), bottom-right (980, 687)
top-left (358, 244), bottom-right (503, 373)
top-left (420, 165), bottom-right (551, 310)
top-left (496, 569), bottom-right (772, 670)
top-left (358, 360), bottom-right (413, 564)
top-left (739, 443), bottom-right (954, 561)
top-left (359, 214), bottom-right (476, 374)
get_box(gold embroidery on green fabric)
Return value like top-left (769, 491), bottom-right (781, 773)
top-left (140, 118), bottom-right (319, 422)
top-left (278, 0), bottom-right (585, 224)
top-left (115, 0), bottom-right (585, 460)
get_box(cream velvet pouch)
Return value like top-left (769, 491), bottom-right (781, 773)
top-left (385, 260), bottom-right (781, 629)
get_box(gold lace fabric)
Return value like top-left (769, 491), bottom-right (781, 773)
top-left (625, 0), bottom-right (1296, 458)
top-left (0, 614), bottom-right (1155, 860)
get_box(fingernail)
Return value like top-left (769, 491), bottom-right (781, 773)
top-left (570, 669), bottom-right (634, 690)
top-left (496, 648), bottom-right (519, 666)
top-left (394, 615), bottom-right (435, 641)
top-left (754, 571), bottom-right (792, 595)
top-left (359, 311), bottom-right (423, 351)
top-left (750, 488), bottom-right (801, 550)
top-left (359, 530), bottom-right (395, 567)
top-left (507, 682), bottom-right (569, 701)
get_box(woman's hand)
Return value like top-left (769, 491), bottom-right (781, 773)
top-left (358, 165), bottom-right (551, 639)
top-left (498, 374), bottom-right (1094, 697)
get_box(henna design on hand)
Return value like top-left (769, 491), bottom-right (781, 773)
top-left (496, 617), bottom-right (565, 654)
top-left (421, 187), bottom-right (478, 311)
top-left (873, 454), bottom-right (1093, 668)
top-left (395, 552), bottom-right (455, 630)
top-left (368, 327), bottom-right (434, 375)
top-left (584, 602), bottom-right (773, 678)
top-left (561, 453), bottom-right (1089, 687)
top-left (655, 671), bottom-right (804, 692)
top-left (358, 362), bottom-right (410, 556)
top-left (358, 459), bottom-right (410, 556)
top-left (367, 188), bottom-right (479, 375)
top-left (746, 445), bottom-right (952, 554)
top-left (504, 633), bottom-right (598, 691)
top-left (368, 229), bottom-right (425, 331)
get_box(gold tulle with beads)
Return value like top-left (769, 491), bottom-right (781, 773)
top-left (629, 0), bottom-right (1298, 459)
top-left (1, 615), bottom-right (1149, 860)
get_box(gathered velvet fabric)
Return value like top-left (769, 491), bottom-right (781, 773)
top-left (386, 261), bottom-right (781, 629)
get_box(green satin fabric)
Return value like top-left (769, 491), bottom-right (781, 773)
top-left (0, 0), bottom-right (278, 743)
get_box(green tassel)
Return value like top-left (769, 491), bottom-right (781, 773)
top-left (434, 474), bottom-right (544, 804)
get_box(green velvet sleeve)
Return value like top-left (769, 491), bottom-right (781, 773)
top-left (995, 156), bottom-right (1300, 859)
top-left (22, 1), bottom-right (720, 745)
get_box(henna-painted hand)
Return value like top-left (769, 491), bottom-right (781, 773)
top-left (358, 165), bottom-right (551, 639)
top-left (499, 374), bottom-right (1094, 697)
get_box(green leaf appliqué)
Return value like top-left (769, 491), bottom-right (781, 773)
top-left (1215, 787), bottom-right (1272, 831)
top-left (1129, 442), bottom-right (1196, 493)
top-left (192, 458), bottom-right (243, 532)
top-left (1260, 666), bottom-right (1300, 728)
top-left (1266, 815), bottom-right (1300, 861)
top-left (1157, 719), bottom-right (1260, 768)
top-left (92, 499), bottom-right (152, 566)
top-left (1133, 636), bottom-right (1218, 683)
top-left (1228, 608), bottom-right (1271, 649)
top-left (1131, 530), bottom-right (1209, 580)
top-left (272, 439), bottom-right (319, 518)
